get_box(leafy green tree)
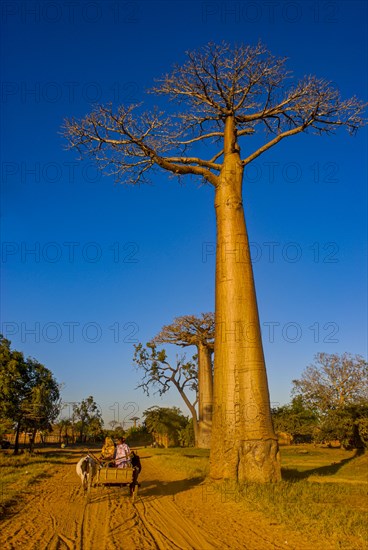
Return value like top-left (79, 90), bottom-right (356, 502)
top-left (73, 396), bottom-right (103, 443)
top-left (293, 353), bottom-right (368, 413)
top-left (21, 360), bottom-right (61, 451)
top-left (315, 403), bottom-right (368, 450)
top-left (0, 336), bottom-right (60, 453)
top-left (85, 416), bottom-right (104, 442)
top-left (143, 406), bottom-right (188, 447)
top-left (0, 418), bottom-right (13, 439)
top-left (125, 424), bottom-right (151, 446)
top-left (357, 416), bottom-right (368, 448)
top-left (55, 418), bottom-right (72, 445)
top-left (178, 418), bottom-right (195, 447)
top-left (272, 396), bottom-right (318, 443)
top-left (293, 353), bottom-right (368, 449)
top-left (0, 337), bottom-right (27, 453)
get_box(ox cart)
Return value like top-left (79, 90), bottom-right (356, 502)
top-left (87, 451), bottom-right (140, 500)
top-left (96, 463), bottom-right (139, 499)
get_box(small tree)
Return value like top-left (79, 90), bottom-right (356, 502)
top-left (178, 418), bottom-right (195, 447)
top-left (153, 313), bottom-right (214, 448)
top-left (272, 396), bottom-right (318, 444)
top-left (73, 396), bottom-right (103, 443)
top-left (109, 420), bottom-right (119, 430)
top-left (143, 406), bottom-right (188, 447)
top-left (0, 418), bottom-right (13, 439)
top-left (21, 362), bottom-right (61, 451)
top-left (293, 353), bottom-right (368, 413)
top-left (313, 404), bottom-right (368, 450)
top-left (125, 424), bottom-right (151, 446)
top-left (134, 342), bottom-right (199, 443)
top-left (293, 353), bottom-right (368, 449)
top-left (55, 418), bottom-right (72, 445)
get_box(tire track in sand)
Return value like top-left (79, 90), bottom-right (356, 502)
top-left (1, 448), bottom-right (335, 550)
top-left (133, 495), bottom-right (218, 550)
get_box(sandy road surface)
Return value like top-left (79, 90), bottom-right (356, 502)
top-left (0, 448), bottom-right (331, 550)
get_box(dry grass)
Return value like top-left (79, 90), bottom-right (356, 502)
top-left (147, 447), bottom-right (210, 479)
top-left (0, 449), bottom-right (70, 515)
top-left (151, 445), bottom-right (368, 550)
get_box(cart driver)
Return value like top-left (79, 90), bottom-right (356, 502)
top-left (115, 437), bottom-right (131, 468)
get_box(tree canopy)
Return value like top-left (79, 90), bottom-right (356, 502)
top-left (143, 406), bottom-right (189, 447)
top-left (64, 42), bottom-right (365, 187)
top-left (133, 342), bottom-right (198, 399)
top-left (272, 396), bottom-right (318, 443)
top-left (292, 352), bottom-right (368, 413)
top-left (290, 353), bottom-right (368, 449)
top-left (0, 336), bottom-right (60, 453)
top-left (72, 395), bottom-right (103, 443)
top-left (153, 313), bottom-right (215, 349)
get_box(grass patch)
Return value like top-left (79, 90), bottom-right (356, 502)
top-left (147, 447), bottom-right (210, 478)
top-left (281, 445), bottom-right (356, 473)
top-left (0, 449), bottom-right (69, 516)
top-left (242, 447), bottom-right (367, 549)
top-left (317, 452), bottom-right (368, 483)
top-left (147, 445), bottom-right (368, 549)
top-left (231, 479), bottom-right (368, 549)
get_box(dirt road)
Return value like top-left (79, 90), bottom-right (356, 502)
top-left (0, 448), bottom-right (331, 550)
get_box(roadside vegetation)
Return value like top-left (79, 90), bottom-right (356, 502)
top-left (0, 449), bottom-right (69, 516)
top-left (148, 444), bottom-right (368, 549)
top-left (148, 446), bottom-right (210, 479)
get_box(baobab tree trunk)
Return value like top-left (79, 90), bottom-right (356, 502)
top-left (176, 385), bottom-right (199, 446)
top-left (197, 343), bottom-right (213, 448)
top-left (209, 117), bottom-right (281, 482)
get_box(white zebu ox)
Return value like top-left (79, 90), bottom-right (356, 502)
top-left (76, 455), bottom-right (98, 493)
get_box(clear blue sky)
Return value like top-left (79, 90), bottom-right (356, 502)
top-left (1, 0), bottom-right (367, 426)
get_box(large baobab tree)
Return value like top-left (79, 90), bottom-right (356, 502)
top-left (153, 313), bottom-right (214, 448)
top-left (64, 42), bottom-right (365, 482)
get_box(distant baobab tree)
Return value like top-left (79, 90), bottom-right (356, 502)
top-left (152, 313), bottom-right (214, 448)
top-left (64, 42), bottom-right (365, 482)
top-left (133, 342), bottom-right (199, 443)
top-left (130, 416), bottom-right (140, 428)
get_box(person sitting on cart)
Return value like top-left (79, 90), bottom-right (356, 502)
top-left (115, 437), bottom-right (131, 468)
top-left (100, 436), bottom-right (116, 467)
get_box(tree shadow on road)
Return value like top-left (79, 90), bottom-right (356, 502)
top-left (138, 476), bottom-right (205, 498)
